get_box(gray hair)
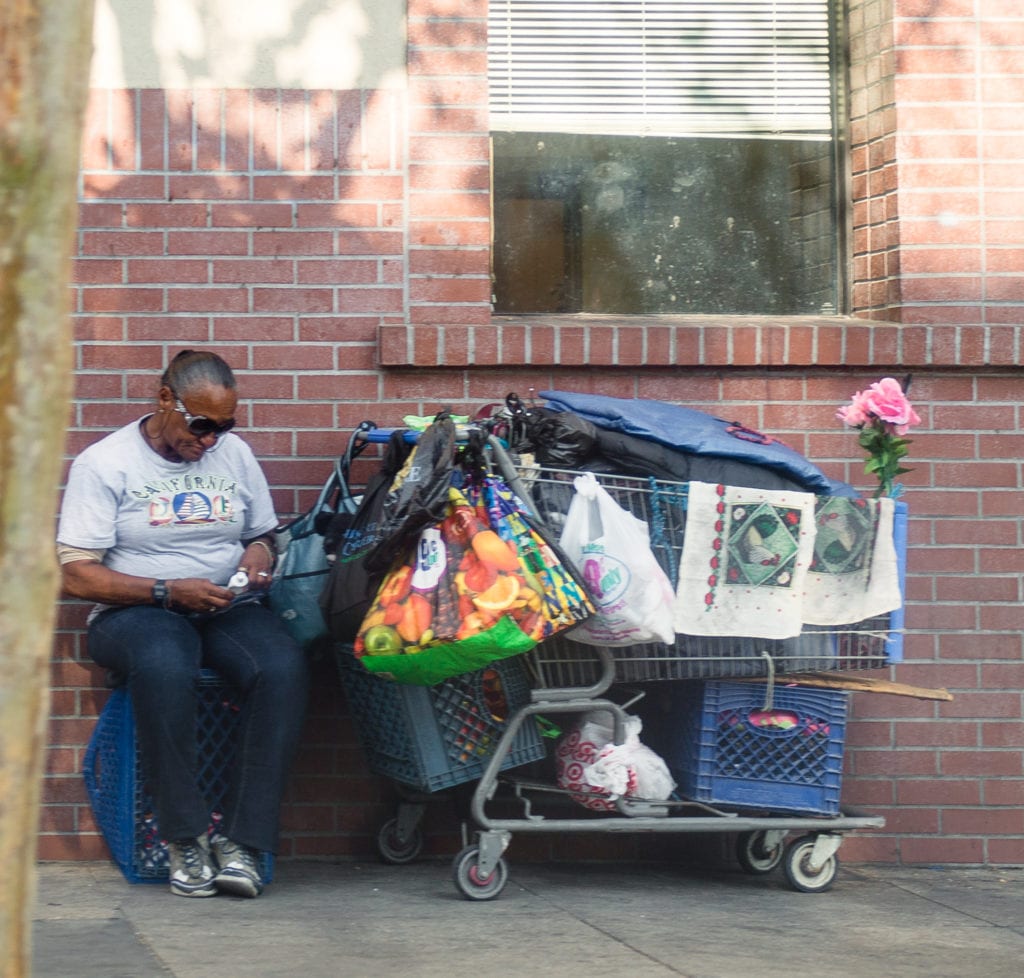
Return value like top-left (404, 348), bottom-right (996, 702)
top-left (161, 350), bottom-right (236, 396)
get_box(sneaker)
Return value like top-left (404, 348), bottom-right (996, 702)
top-left (167, 836), bottom-right (217, 898)
top-left (211, 835), bottom-right (263, 898)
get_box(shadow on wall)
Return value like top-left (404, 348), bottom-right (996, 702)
top-left (93, 0), bottom-right (407, 91)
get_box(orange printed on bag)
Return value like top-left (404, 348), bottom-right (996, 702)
top-left (396, 591), bottom-right (433, 644)
top-left (471, 529), bottom-right (520, 572)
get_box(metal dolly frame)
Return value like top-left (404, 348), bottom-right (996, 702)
top-left (455, 646), bottom-right (884, 899)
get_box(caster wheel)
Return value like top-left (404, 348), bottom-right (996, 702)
top-left (452, 845), bottom-right (509, 901)
top-left (736, 831), bottom-right (785, 875)
top-left (783, 835), bottom-right (839, 893)
top-left (376, 817), bottom-right (424, 865)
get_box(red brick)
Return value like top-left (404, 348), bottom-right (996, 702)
top-left (127, 316), bottom-right (209, 342)
top-left (408, 303), bottom-right (490, 326)
top-left (78, 203), bottom-right (125, 228)
top-left (210, 203), bottom-right (294, 228)
top-left (167, 231), bottom-right (250, 256)
top-left (896, 779), bottom-right (981, 806)
top-left (558, 326), bottom-right (586, 363)
top-left (74, 259), bottom-right (122, 284)
top-left (378, 324), bottom-right (412, 365)
top-left (296, 260), bottom-right (378, 285)
top-left (253, 175), bottom-right (336, 201)
top-left (500, 323), bottom-right (528, 364)
top-left (167, 288), bottom-right (248, 313)
top-left (981, 722), bottom-right (1024, 748)
top-left (80, 287), bottom-right (163, 313)
top-left (336, 231), bottom-right (404, 256)
top-left (338, 287), bottom-right (404, 314)
top-left (940, 749), bottom-right (1023, 776)
top-left (296, 203), bottom-right (380, 228)
top-left (899, 837), bottom-right (985, 864)
top-left (942, 808), bottom-right (1024, 835)
top-left (435, 325), bottom-right (469, 365)
top-left (988, 839), bottom-right (1024, 863)
top-left (298, 316), bottom-right (378, 343)
top-left (409, 278), bottom-right (489, 303)
top-left (410, 164), bottom-right (490, 192)
top-left (894, 721), bottom-right (979, 748)
top-left (214, 260), bottom-right (295, 285)
top-left (409, 220), bottom-right (490, 247)
top-left (127, 260), bottom-right (208, 284)
top-left (983, 779), bottom-right (1024, 806)
top-left (82, 231), bottom-right (165, 257)
top-left (412, 325), bottom-right (440, 364)
top-left (252, 231), bottom-right (334, 257)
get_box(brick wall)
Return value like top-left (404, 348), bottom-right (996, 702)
top-left (43, 0), bottom-right (1024, 868)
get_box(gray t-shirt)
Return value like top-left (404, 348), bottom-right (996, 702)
top-left (58, 417), bottom-right (278, 611)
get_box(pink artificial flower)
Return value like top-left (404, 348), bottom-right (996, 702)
top-left (862, 377), bottom-right (921, 435)
top-left (836, 389), bottom-right (872, 428)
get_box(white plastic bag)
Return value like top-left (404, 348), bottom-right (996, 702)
top-left (555, 711), bottom-right (676, 812)
top-left (558, 472), bottom-right (676, 646)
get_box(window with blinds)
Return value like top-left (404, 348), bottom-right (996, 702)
top-left (488, 0), bottom-right (844, 317)
top-left (488, 0), bottom-right (834, 139)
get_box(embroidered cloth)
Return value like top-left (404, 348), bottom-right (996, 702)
top-left (673, 482), bottom-right (817, 640)
top-left (802, 496), bottom-right (901, 625)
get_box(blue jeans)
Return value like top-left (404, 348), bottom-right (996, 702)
top-left (88, 602), bottom-right (310, 853)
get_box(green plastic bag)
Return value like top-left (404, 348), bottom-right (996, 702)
top-left (358, 615), bottom-right (536, 686)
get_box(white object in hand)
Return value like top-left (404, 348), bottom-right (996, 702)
top-left (228, 571), bottom-right (249, 594)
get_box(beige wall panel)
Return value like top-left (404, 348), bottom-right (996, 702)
top-left (91, 0), bottom-right (406, 89)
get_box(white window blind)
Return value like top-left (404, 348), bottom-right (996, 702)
top-left (488, 0), bottom-right (834, 139)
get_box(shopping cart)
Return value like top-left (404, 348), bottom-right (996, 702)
top-left (339, 424), bottom-right (906, 897)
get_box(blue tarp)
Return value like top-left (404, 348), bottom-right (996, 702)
top-left (540, 390), bottom-right (856, 497)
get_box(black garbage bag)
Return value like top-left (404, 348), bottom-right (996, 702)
top-left (363, 410), bottom-right (457, 573)
top-left (524, 407), bottom-right (598, 467)
top-left (319, 430), bottom-right (414, 643)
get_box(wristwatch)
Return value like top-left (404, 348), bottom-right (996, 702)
top-left (152, 579), bottom-right (169, 606)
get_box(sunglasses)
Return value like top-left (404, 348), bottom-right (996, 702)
top-left (171, 394), bottom-right (237, 438)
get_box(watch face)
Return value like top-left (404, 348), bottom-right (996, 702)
top-left (152, 581), bottom-right (168, 602)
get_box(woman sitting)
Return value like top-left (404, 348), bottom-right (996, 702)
top-left (58, 350), bottom-right (309, 898)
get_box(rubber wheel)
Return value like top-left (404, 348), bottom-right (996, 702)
top-left (452, 845), bottom-right (509, 901)
top-left (782, 835), bottom-right (839, 893)
top-left (376, 817), bottom-right (424, 865)
top-left (735, 831), bottom-right (785, 875)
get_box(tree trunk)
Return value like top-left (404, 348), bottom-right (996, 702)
top-left (0, 3), bottom-right (95, 976)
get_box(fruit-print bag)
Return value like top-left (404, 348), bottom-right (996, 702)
top-left (353, 486), bottom-right (539, 685)
top-left (475, 473), bottom-right (596, 641)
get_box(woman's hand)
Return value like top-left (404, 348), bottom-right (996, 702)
top-left (60, 560), bottom-right (233, 613)
top-left (239, 537), bottom-right (276, 591)
top-left (165, 577), bottom-right (235, 613)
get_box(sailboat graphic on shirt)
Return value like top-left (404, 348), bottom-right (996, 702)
top-left (173, 491), bottom-right (214, 523)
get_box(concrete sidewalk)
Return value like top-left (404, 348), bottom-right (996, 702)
top-left (32, 859), bottom-right (1023, 978)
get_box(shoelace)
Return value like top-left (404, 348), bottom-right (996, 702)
top-left (218, 839), bottom-right (257, 871)
top-left (177, 842), bottom-right (206, 874)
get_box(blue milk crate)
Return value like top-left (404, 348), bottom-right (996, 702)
top-left (82, 671), bottom-right (274, 884)
top-left (335, 647), bottom-right (547, 792)
top-left (666, 681), bottom-right (849, 815)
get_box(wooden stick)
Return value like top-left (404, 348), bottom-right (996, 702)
top-left (733, 672), bottom-right (954, 702)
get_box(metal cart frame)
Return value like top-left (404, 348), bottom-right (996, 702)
top-left (350, 428), bottom-right (902, 898)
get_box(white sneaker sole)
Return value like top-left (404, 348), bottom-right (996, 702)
top-left (214, 870), bottom-right (262, 898)
top-left (170, 881), bottom-right (218, 898)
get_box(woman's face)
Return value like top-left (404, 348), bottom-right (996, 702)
top-left (157, 382), bottom-right (238, 462)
